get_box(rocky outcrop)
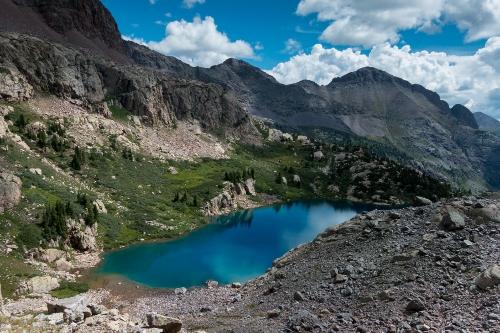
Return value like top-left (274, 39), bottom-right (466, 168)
top-left (0, 32), bottom-right (259, 142)
top-left (0, 65), bottom-right (33, 101)
top-left (203, 179), bottom-right (256, 216)
top-left (67, 219), bottom-right (98, 252)
top-left (0, 171), bottom-right (22, 213)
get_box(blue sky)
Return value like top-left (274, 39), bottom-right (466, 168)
top-left (101, 0), bottom-right (500, 117)
top-left (103, 0), bottom-right (485, 68)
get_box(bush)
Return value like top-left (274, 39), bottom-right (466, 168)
top-left (50, 281), bottom-right (89, 299)
top-left (17, 223), bottom-right (43, 249)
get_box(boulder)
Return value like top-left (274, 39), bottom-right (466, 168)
top-left (205, 280), bottom-right (219, 289)
top-left (29, 168), bottom-right (43, 176)
top-left (293, 175), bottom-right (301, 184)
top-left (146, 313), bottom-right (182, 333)
top-left (478, 204), bottom-right (500, 223)
top-left (167, 166), bottom-right (178, 175)
top-left (474, 265), bottom-right (500, 290)
top-left (0, 172), bottom-right (22, 213)
top-left (281, 176), bottom-right (288, 186)
top-left (55, 258), bottom-right (73, 271)
top-left (282, 133), bottom-right (293, 141)
top-left (244, 178), bottom-right (256, 196)
top-left (39, 248), bottom-right (67, 263)
top-left (313, 151), bottom-right (324, 161)
top-left (297, 135), bottom-right (309, 144)
top-left (68, 220), bottom-right (98, 252)
top-left (441, 206), bottom-right (465, 231)
top-left (267, 128), bottom-right (284, 142)
top-left (406, 299), bottom-right (425, 312)
top-left (19, 276), bottom-right (59, 294)
top-left (47, 294), bottom-right (89, 314)
top-left (415, 196), bottom-right (433, 206)
top-left (0, 114), bottom-right (7, 138)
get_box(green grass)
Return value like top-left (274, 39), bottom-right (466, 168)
top-left (50, 281), bottom-right (89, 299)
top-left (109, 105), bottom-right (130, 122)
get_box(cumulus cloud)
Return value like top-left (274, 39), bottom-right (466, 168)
top-left (182, 0), bottom-right (205, 9)
top-left (296, 0), bottom-right (500, 47)
top-left (125, 16), bottom-right (255, 67)
top-left (267, 39), bottom-right (500, 118)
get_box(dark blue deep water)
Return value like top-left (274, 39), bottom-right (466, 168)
top-left (97, 200), bottom-right (369, 288)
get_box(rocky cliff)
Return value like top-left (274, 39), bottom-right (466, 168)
top-left (475, 112), bottom-right (500, 136)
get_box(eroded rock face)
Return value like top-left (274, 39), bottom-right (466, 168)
top-left (0, 65), bottom-right (33, 101)
top-left (203, 179), bottom-right (256, 216)
top-left (0, 171), bottom-right (22, 213)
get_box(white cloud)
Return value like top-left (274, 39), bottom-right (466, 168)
top-left (284, 38), bottom-right (303, 54)
top-left (125, 16), bottom-right (255, 68)
top-left (148, 0), bottom-right (157, 4)
top-left (267, 39), bottom-right (500, 118)
top-left (296, 0), bottom-right (500, 47)
top-left (183, 0), bottom-right (205, 9)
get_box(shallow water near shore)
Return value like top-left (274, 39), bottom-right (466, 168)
top-left (95, 200), bottom-right (371, 288)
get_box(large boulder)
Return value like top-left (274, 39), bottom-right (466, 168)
top-left (415, 196), bottom-right (433, 206)
top-left (18, 276), bottom-right (59, 294)
top-left (47, 295), bottom-right (89, 313)
top-left (39, 248), bottom-right (67, 263)
top-left (25, 121), bottom-right (47, 138)
top-left (440, 206), bottom-right (465, 231)
top-left (0, 171), bottom-right (22, 213)
top-left (313, 151), bottom-right (324, 161)
top-left (474, 265), bottom-right (500, 290)
top-left (146, 313), bottom-right (182, 333)
top-left (478, 204), bottom-right (500, 223)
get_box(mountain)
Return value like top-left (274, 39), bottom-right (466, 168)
top-left (133, 55), bottom-right (498, 190)
top-left (0, 0), bottom-right (498, 190)
top-left (475, 112), bottom-right (500, 136)
top-left (0, 0), bottom-right (259, 142)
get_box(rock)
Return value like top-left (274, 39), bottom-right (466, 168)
top-left (174, 287), bottom-right (187, 295)
top-left (0, 114), bottom-right (8, 138)
top-left (313, 151), bottom-right (324, 161)
top-left (18, 276), bottom-right (59, 294)
top-left (474, 265), bottom-right (500, 290)
top-left (267, 309), bottom-right (281, 318)
top-left (293, 174), bottom-right (301, 184)
top-left (205, 280), bottom-right (219, 289)
top-left (341, 287), bottom-right (353, 297)
top-left (282, 133), bottom-right (293, 141)
top-left (29, 168), bottom-right (43, 176)
top-left (478, 204), bottom-right (500, 223)
top-left (231, 282), bottom-right (242, 288)
top-left (441, 206), bottom-right (465, 231)
top-left (268, 128), bottom-right (284, 142)
top-left (0, 66), bottom-right (33, 101)
top-left (167, 166), bottom-right (178, 175)
top-left (36, 312), bottom-right (64, 325)
top-left (68, 220), bottom-right (98, 252)
top-left (25, 122), bottom-right (46, 138)
top-left (39, 248), bottom-right (67, 263)
top-left (293, 291), bottom-right (305, 301)
top-left (93, 199), bottom-right (107, 214)
top-left (378, 289), bottom-right (396, 301)
top-left (55, 258), bottom-right (73, 271)
top-left (406, 299), bottom-right (426, 312)
top-left (63, 308), bottom-right (84, 323)
top-left (244, 178), bottom-right (256, 196)
top-left (0, 171), bottom-right (22, 213)
top-left (334, 274), bottom-right (349, 283)
top-left (88, 304), bottom-right (106, 316)
top-left (146, 313), bottom-right (182, 333)
top-left (281, 177), bottom-right (287, 186)
top-left (297, 135), bottom-right (309, 144)
top-left (415, 196), bottom-right (433, 206)
top-left (47, 295), bottom-right (89, 314)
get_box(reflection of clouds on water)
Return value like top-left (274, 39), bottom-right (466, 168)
top-left (281, 202), bottom-right (357, 249)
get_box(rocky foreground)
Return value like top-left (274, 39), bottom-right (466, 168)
top-left (1, 195), bottom-right (499, 333)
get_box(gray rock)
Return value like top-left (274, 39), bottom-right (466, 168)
top-left (47, 295), bottom-right (89, 314)
top-left (205, 280), bottom-right (219, 289)
top-left (0, 172), bottom-right (22, 213)
top-left (406, 299), bottom-right (426, 312)
top-left (293, 291), bottom-right (305, 301)
top-left (146, 313), bottom-right (182, 333)
top-left (474, 265), bottom-right (500, 290)
top-left (313, 151), bottom-right (324, 161)
top-left (267, 309), bottom-right (281, 318)
top-left (174, 287), bottom-right (187, 295)
top-left (18, 276), bottom-right (59, 294)
top-left (244, 178), bottom-right (256, 196)
top-left (441, 206), bottom-right (465, 231)
top-left (415, 196), bottom-right (433, 206)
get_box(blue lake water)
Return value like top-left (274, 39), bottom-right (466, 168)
top-left (96, 200), bottom-right (370, 288)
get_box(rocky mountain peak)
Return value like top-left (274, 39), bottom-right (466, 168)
top-left (450, 104), bottom-right (479, 129)
top-left (328, 67), bottom-right (400, 86)
top-left (0, 0), bottom-right (127, 60)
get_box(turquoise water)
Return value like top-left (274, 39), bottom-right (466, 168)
top-left (97, 200), bottom-right (370, 288)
